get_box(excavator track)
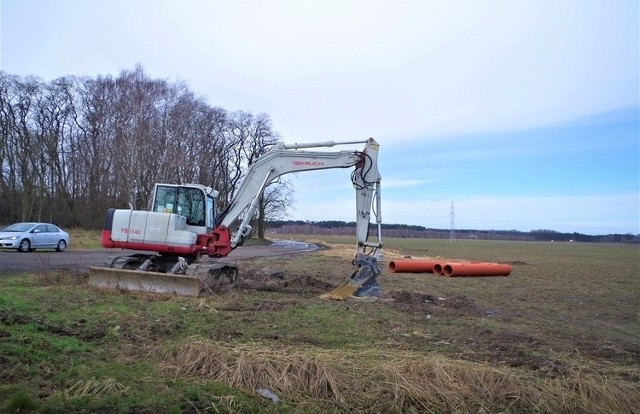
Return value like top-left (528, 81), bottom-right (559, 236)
top-left (88, 254), bottom-right (238, 297)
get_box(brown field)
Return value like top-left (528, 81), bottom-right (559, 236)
top-left (0, 235), bottom-right (638, 413)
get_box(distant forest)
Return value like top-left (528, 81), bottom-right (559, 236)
top-left (268, 220), bottom-right (640, 243)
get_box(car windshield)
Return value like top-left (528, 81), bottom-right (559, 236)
top-left (1, 223), bottom-right (35, 232)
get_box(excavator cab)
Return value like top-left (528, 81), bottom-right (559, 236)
top-left (151, 183), bottom-right (217, 233)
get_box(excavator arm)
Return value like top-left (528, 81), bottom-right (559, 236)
top-left (206, 137), bottom-right (383, 298)
top-left (207, 138), bottom-right (382, 257)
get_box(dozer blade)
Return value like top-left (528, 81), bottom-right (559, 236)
top-left (89, 267), bottom-right (203, 296)
top-left (88, 262), bottom-right (238, 297)
top-left (320, 255), bottom-right (381, 301)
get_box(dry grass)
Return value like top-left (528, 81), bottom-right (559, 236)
top-left (57, 378), bottom-right (129, 400)
top-left (165, 340), bottom-right (640, 413)
top-left (31, 270), bottom-right (87, 286)
top-left (2, 235), bottom-right (638, 412)
top-left (67, 228), bottom-right (103, 249)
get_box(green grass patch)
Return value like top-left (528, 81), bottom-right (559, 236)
top-left (1, 237), bottom-right (639, 412)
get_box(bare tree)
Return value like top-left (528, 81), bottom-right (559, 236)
top-left (0, 66), bottom-right (296, 233)
top-left (0, 72), bottom-right (21, 224)
top-left (72, 74), bottom-right (118, 226)
top-left (257, 178), bottom-right (294, 239)
top-left (30, 76), bottom-right (77, 223)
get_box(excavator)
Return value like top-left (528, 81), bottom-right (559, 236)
top-left (88, 138), bottom-right (383, 299)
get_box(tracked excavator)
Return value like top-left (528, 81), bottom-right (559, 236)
top-left (88, 138), bottom-right (383, 299)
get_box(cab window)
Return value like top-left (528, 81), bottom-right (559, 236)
top-left (177, 187), bottom-right (206, 226)
top-left (154, 186), bottom-right (177, 213)
top-left (206, 195), bottom-right (215, 230)
top-left (153, 185), bottom-right (206, 227)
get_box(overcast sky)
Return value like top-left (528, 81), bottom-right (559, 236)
top-left (2, 0), bottom-right (638, 234)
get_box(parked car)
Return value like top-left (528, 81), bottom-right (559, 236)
top-left (0, 222), bottom-right (70, 252)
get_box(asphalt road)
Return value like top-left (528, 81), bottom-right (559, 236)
top-left (0, 240), bottom-right (318, 274)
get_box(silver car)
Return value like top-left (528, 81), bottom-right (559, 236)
top-left (0, 222), bottom-right (70, 252)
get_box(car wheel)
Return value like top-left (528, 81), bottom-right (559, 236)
top-left (18, 239), bottom-right (31, 252)
top-left (56, 240), bottom-right (67, 252)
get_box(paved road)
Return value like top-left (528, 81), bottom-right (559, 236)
top-left (0, 240), bottom-right (318, 274)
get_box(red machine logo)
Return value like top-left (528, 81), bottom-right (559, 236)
top-left (293, 160), bottom-right (324, 167)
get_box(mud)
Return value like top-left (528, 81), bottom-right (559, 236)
top-left (236, 268), bottom-right (335, 296)
top-left (463, 331), bottom-right (571, 378)
top-left (386, 291), bottom-right (485, 317)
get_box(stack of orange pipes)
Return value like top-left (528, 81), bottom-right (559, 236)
top-left (388, 259), bottom-right (512, 277)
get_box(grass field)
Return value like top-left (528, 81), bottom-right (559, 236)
top-left (0, 232), bottom-right (638, 413)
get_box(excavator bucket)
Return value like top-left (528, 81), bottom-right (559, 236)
top-left (320, 255), bottom-right (382, 301)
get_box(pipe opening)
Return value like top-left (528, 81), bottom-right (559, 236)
top-left (388, 261), bottom-right (398, 272)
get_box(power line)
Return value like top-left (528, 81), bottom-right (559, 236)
top-left (449, 201), bottom-right (456, 244)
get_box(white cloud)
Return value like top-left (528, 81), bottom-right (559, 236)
top-left (2, 0), bottom-right (637, 234)
top-left (5, 0), bottom-right (635, 142)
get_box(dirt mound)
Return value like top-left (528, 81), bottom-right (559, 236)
top-left (237, 268), bottom-right (335, 296)
top-left (388, 291), bottom-right (484, 317)
top-left (469, 331), bottom-right (569, 378)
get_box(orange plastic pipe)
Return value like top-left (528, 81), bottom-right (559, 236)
top-left (442, 262), bottom-right (512, 277)
top-left (433, 262), bottom-right (469, 276)
top-left (388, 259), bottom-right (437, 273)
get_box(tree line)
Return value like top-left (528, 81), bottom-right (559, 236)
top-left (3, 66), bottom-right (635, 243)
top-left (268, 221), bottom-right (640, 243)
top-left (0, 66), bottom-right (291, 238)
